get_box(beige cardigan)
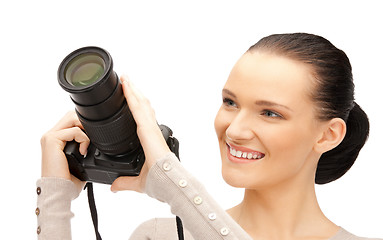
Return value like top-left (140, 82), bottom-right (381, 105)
top-left (36, 153), bottom-right (382, 240)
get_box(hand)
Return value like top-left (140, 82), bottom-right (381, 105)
top-left (40, 111), bottom-right (90, 192)
top-left (110, 75), bottom-right (171, 193)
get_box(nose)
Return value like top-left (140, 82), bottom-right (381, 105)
top-left (225, 110), bottom-right (255, 142)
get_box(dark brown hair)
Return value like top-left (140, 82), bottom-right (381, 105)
top-left (248, 33), bottom-right (369, 184)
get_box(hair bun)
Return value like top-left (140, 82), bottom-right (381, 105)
top-left (315, 102), bottom-right (370, 184)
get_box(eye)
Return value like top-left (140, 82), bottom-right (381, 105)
top-left (223, 97), bottom-right (237, 108)
top-left (261, 110), bottom-right (283, 119)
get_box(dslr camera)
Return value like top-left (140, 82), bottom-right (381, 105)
top-left (57, 46), bottom-right (179, 185)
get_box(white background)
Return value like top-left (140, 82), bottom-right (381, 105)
top-left (0, 0), bottom-right (382, 239)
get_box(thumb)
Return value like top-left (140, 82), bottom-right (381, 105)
top-left (110, 175), bottom-right (146, 193)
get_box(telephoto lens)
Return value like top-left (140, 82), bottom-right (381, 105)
top-left (57, 46), bottom-right (179, 184)
top-left (58, 46), bottom-right (140, 156)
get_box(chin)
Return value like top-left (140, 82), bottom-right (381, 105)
top-left (221, 160), bottom-right (276, 190)
top-left (221, 164), bottom-right (254, 189)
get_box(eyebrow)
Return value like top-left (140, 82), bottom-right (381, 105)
top-left (222, 88), bottom-right (293, 112)
top-left (222, 89), bottom-right (236, 98)
top-left (255, 100), bottom-right (293, 112)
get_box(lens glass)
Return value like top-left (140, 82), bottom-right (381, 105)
top-left (65, 53), bottom-right (105, 87)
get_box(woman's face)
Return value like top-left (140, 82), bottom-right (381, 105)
top-left (214, 51), bottom-right (324, 190)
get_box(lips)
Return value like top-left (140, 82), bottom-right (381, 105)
top-left (226, 143), bottom-right (265, 162)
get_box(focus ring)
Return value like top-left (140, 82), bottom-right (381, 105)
top-left (77, 102), bottom-right (140, 155)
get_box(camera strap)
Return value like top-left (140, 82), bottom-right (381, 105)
top-left (84, 182), bottom-right (184, 240)
top-left (85, 182), bottom-right (102, 240)
top-left (176, 216), bottom-right (185, 240)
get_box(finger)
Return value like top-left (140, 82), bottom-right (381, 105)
top-left (56, 127), bottom-right (90, 155)
top-left (51, 111), bottom-right (84, 131)
top-left (57, 127), bottom-right (89, 143)
top-left (110, 175), bottom-right (144, 193)
top-left (121, 75), bottom-right (138, 106)
top-left (121, 75), bottom-right (148, 106)
top-left (120, 74), bottom-right (130, 83)
top-left (121, 76), bottom-right (156, 118)
top-left (127, 80), bottom-right (145, 99)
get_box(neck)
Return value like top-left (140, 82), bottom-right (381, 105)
top-left (228, 177), bottom-right (339, 240)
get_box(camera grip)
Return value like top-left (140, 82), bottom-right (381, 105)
top-left (64, 140), bottom-right (88, 181)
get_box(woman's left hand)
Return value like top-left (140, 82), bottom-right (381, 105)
top-left (110, 75), bottom-right (171, 193)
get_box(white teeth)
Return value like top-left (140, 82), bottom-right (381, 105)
top-left (229, 146), bottom-right (263, 160)
top-left (230, 148), bottom-right (237, 156)
top-left (236, 151), bottom-right (242, 158)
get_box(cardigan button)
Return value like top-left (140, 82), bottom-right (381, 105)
top-left (193, 196), bottom-right (203, 205)
top-left (162, 162), bottom-right (172, 171)
top-left (178, 179), bottom-right (188, 188)
top-left (35, 207), bottom-right (40, 216)
top-left (208, 212), bottom-right (217, 220)
top-left (220, 227), bottom-right (230, 236)
top-left (37, 226), bottom-right (41, 234)
top-left (36, 187), bottom-right (41, 195)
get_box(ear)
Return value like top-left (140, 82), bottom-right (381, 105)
top-left (314, 118), bottom-right (347, 154)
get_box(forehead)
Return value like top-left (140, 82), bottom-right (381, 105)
top-left (225, 52), bottom-right (314, 106)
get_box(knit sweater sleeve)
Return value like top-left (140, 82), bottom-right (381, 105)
top-left (145, 152), bottom-right (252, 240)
top-left (35, 177), bottom-right (81, 240)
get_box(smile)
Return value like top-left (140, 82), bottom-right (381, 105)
top-left (226, 143), bottom-right (265, 161)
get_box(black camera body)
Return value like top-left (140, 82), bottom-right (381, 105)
top-left (58, 46), bottom-right (179, 185)
top-left (64, 125), bottom-right (179, 185)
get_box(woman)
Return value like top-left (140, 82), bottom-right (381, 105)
top-left (36, 33), bottom-right (382, 239)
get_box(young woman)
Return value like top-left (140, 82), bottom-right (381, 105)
top-left (36, 33), bottom-right (382, 240)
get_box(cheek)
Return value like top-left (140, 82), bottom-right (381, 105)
top-left (261, 122), bottom-right (318, 179)
top-left (214, 107), bottom-right (229, 139)
top-left (245, 124), bottom-right (316, 189)
top-left (214, 108), bottom-right (233, 167)
top-left (266, 126), bottom-right (298, 153)
top-left (269, 122), bottom-right (315, 157)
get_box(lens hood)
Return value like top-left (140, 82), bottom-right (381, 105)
top-left (58, 46), bottom-right (116, 106)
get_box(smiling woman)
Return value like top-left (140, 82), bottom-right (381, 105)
top-left (36, 33), bottom-right (381, 240)
top-left (216, 51), bottom-right (322, 190)
top-left (214, 33), bottom-right (375, 239)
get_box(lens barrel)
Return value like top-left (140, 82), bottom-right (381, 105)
top-left (58, 46), bottom-right (140, 156)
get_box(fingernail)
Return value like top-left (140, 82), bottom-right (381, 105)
top-left (80, 148), bottom-right (87, 156)
top-left (121, 75), bottom-right (129, 84)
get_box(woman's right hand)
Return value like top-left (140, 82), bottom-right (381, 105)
top-left (110, 76), bottom-right (171, 193)
top-left (40, 111), bottom-right (90, 191)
